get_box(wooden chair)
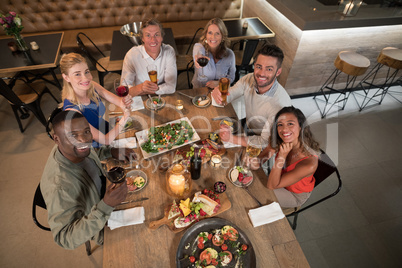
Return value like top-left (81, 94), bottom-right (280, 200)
top-left (32, 183), bottom-right (92, 256)
top-left (0, 79), bottom-right (59, 133)
top-left (178, 27), bottom-right (204, 89)
top-left (285, 149), bottom-right (342, 230)
top-left (232, 39), bottom-right (260, 83)
top-left (76, 32), bottom-right (122, 87)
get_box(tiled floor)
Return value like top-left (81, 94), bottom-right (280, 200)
top-left (0, 73), bottom-right (401, 267)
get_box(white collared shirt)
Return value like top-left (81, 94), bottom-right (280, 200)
top-left (121, 44), bottom-right (177, 95)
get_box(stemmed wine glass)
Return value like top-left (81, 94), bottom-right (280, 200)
top-left (197, 50), bottom-right (209, 83)
top-left (106, 158), bottom-right (126, 184)
top-left (114, 78), bottom-right (129, 97)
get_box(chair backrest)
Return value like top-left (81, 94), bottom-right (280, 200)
top-left (314, 149), bottom-right (340, 187)
top-left (185, 27), bottom-right (204, 55)
top-left (76, 32), bottom-right (108, 72)
top-left (32, 183), bottom-right (51, 231)
top-left (240, 39), bottom-right (259, 66)
top-left (46, 107), bottom-right (63, 140)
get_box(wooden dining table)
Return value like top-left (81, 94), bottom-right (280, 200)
top-left (103, 87), bottom-right (309, 267)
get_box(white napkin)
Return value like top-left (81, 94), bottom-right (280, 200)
top-left (248, 202), bottom-right (285, 227)
top-left (111, 137), bottom-right (137, 148)
top-left (108, 207), bottom-right (145, 230)
top-left (222, 141), bottom-right (241, 148)
top-left (212, 97), bottom-right (224, 107)
top-left (131, 96), bottom-right (145, 111)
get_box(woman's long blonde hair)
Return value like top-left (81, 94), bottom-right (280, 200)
top-left (60, 53), bottom-right (99, 107)
top-left (199, 18), bottom-right (230, 60)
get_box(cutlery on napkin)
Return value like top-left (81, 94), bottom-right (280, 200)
top-left (108, 207), bottom-right (145, 230)
top-left (248, 202), bottom-right (285, 227)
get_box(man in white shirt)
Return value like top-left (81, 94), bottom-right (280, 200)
top-left (212, 44), bottom-right (291, 147)
top-left (121, 18), bottom-right (177, 96)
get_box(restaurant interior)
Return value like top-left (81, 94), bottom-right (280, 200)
top-left (1, 0), bottom-right (401, 267)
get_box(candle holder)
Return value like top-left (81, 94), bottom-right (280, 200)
top-left (166, 163), bottom-right (192, 198)
top-left (338, 0), bottom-right (362, 16)
top-left (210, 155), bottom-right (222, 168)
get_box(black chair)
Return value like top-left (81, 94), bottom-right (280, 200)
top-left (0, 79), bottom-right (59, 133)
top-left (232, 39), bottom-right (260, 83)
top-left (46, 107), bottom-right (63, 140)
top-left (32, 183), bottom-right (92, 256)
top-left (76, 32), bottom-right (122, 87)
top-left (178, 27), bottom-right (204, 89)
top-left (285, 149), bottom-right (342, 230)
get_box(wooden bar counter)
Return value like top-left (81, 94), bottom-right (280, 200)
top-left (103, 88), bottom-right (308, 267)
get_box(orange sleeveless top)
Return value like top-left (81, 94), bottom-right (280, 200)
top-left (282, 156), bottom-right (316, 194)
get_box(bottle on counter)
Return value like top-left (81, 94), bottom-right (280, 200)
top-left (190, 148), bottom-right (202, 180)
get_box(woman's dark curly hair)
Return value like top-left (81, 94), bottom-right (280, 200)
top-left (269, 106), bottom-right (320, 156)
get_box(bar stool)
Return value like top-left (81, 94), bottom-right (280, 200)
top-left (314, 51), bottom-right (370, 118)
top-left (354, 47), bottom-right (402, 110)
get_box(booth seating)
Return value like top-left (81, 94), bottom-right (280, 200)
top-left (355, 47), bottom-right (402, 110)
top-left (314, 51), bottom-right (370, 118)
top-left (0, 0), bottom-right (241, 53)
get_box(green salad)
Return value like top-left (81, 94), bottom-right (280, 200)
top-left (141, 120), bottom-right (194, 153)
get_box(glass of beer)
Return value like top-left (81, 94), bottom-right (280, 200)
top-left (245, 136), bottom-right (267, 168)
top-left (219, 77), bottom-right (230, 106)
top-left (147, 64), bottom-right (157, 84)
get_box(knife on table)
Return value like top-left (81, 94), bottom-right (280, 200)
top-left (120, 197), bottom-right (149, 205)
top-left (177, 91), bottom-right (195, 99)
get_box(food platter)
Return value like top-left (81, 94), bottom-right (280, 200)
top-left (228, 166), bottom-right (254, 187)
top-left (176, 218), bottom-right (256, 268)
top-left (148, 192), bottom-right (231, 233)
top-left (192, 95), bottom-right (211, 108)
top-left (145, 97), bottom-right (165, 110)
top-left (135, 117), bottom-right (200, 159)
top-left (126, 170), bottom-right (148, 192)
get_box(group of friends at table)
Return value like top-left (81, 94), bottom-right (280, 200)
top-left (39, 17), bottom-right (321, 252)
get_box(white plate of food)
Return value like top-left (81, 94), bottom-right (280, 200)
top-left (126, 170), bottom-right (147, 192)
top-left (145, 96), bottom-right (165, 110)
top-left (192, 95), bottom-right (211, 108)
top-left (135, 117), bottom-right (200, 159)
top-left (220, 118), bottom-right (240, 134)
top-left (228, 166), bottom-right (253, 187)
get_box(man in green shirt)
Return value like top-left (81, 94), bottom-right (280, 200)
top-left (41, 111), bottom-right (133, 250)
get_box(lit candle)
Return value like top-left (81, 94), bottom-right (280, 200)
top-left (169, 174), bottom-right (185, 195)
top-left (343, 2), bottom-right (354, 15)
top-left (175, 100), bottom-right (184, 111)
top-left (30, 41), bottom-right (39, 50)
top-left (210, 155), bottom-right (222, 168)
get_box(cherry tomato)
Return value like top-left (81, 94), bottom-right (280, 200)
top-left (242, 244), bottom-right (248, 251)
top-left (198, 242), bottom-right (204, 249)
top-left (189, 256), bottom-right (196, 263)
top-left (223, 234), bottom-right (229, 240)
top-left (221, 244), bottom-right (228, 251)
top-left (211, 259), bottom-right (218, 266)
top-left (208, 233), bottom-right (212, 240)
top-left (198, 236), bottom-right (204, 243)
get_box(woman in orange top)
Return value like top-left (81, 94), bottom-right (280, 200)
top-left (266, 106), bottom-right (320, 208)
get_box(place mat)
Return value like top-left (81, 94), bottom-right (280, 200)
top-left (108, 207), bottom-right (145, 230)
top-left (248, 202), bottom-right (285, 227)
top-left (111, 137), bottom-right (137, 148)
top-left (131, 96), bottom-right (145, 111)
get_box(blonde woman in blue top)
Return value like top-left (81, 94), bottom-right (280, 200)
top-left (60, 53), bottom-right (132, 147)
top-left (192, 18), bottom-right (236, 88)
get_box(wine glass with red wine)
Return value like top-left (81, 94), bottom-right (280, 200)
top-left (106, 159), bottom-right (126, 184)
top-left (114, 78), bottom-right (129, 97)
top-left (197, 50), bottom-right (209, 83)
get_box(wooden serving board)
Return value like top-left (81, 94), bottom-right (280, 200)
top-left (148, 192), bottom-right (231, 233)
